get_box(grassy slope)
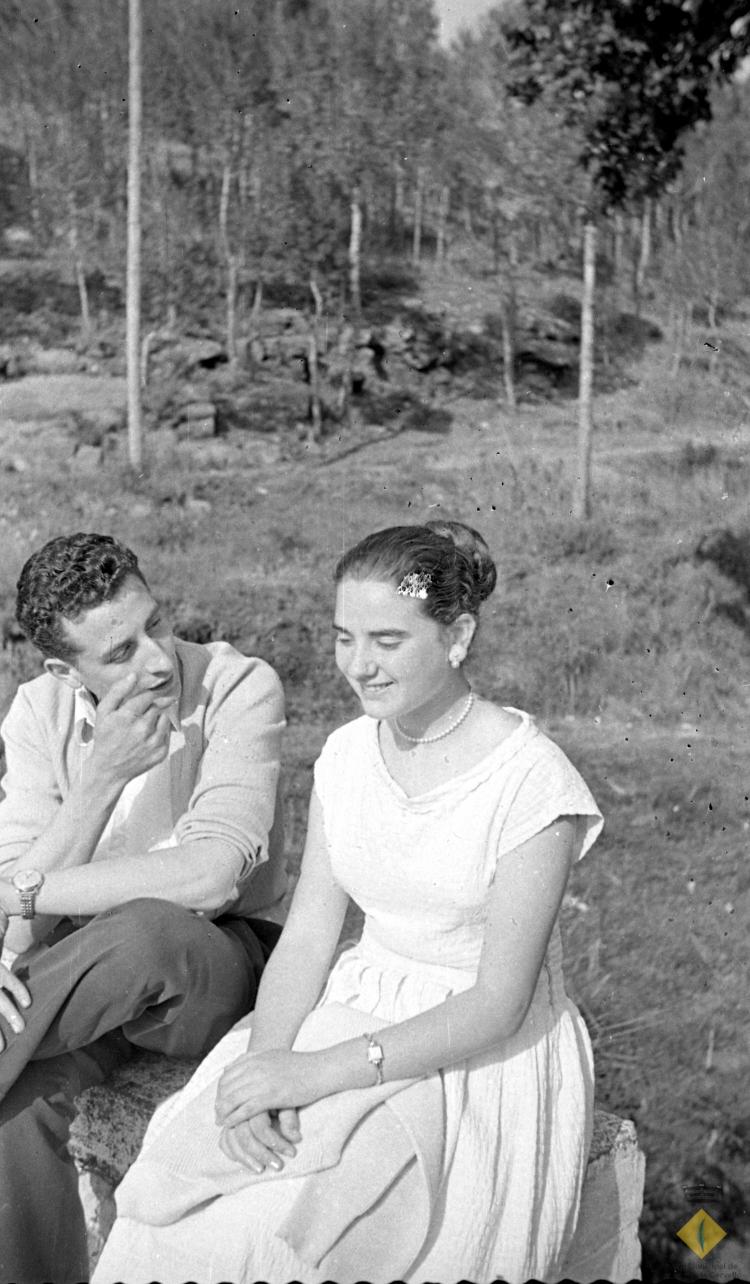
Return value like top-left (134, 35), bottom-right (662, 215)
top-left (0, 258), bottom-right (748, 1279)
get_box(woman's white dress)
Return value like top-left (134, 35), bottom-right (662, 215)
top-left (94, 709), bottom-right (602, 1284)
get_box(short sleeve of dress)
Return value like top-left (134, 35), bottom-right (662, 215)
top-left (496, 736), bottom-right (602, 862)
top-left (313, 721), bottom-right (357, 820)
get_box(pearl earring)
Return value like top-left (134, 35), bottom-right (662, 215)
top-left (449, 650), bottom-right (462, 669)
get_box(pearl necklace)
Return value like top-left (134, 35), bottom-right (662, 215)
top-left (395, 691), bottom-right (475, 745)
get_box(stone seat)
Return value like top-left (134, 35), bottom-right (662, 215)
top-left (71, 1055), bottom-right (645, 1281)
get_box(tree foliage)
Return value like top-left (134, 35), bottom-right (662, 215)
top-left (2, 0), bottom-right (750, 344)
top-left (503, 0), bottom-right (750, 207)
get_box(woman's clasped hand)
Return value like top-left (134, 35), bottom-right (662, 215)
top-left (216, 1049), bottom-right (311, 1171)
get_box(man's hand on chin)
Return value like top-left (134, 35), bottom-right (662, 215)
top-left (88, 672), bottom-right (175, 794)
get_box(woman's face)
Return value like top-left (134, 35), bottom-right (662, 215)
top-left (333, 576), bottom-right (460, 722)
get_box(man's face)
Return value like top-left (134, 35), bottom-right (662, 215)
top-left (48, 574), bottom-right (178, 703)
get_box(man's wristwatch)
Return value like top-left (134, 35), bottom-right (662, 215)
top-left (12, 869), bottom-right (45, 919)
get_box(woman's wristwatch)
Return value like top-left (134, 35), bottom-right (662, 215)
top-left (364, 1033), bottom-right (385, 1085)
top-left (12, 869), bottom-right (45, 919)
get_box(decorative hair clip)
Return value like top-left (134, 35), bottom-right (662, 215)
top-left (397, 570), bottom-right (432, 599)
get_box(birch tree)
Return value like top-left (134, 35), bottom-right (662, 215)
top-left (127, 0), bottom-right (143, 470)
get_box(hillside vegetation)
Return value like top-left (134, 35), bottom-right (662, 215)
top-left (1, 2), bottom-right (750, 1280)
top-left (1, 247), bottom-right (749, 1280)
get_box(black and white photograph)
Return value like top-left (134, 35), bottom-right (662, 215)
top-left (0, 2), bottom-right (748, 1282)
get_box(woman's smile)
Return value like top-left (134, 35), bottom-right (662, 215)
top-left (334, 578), bottom-right (472, 733)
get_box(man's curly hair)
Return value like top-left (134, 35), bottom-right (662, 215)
top-left (16, 533), bottom-right (146, 661)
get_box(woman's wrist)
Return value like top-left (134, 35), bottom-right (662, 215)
top-left (247, 1027), bottom-right (297, 1057)
top-left (312, 1037), bottom-right (381, 1099)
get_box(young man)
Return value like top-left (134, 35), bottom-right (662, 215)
top-left (0, 532), bottom-right (286, 1283)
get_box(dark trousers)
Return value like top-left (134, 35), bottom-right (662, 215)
top-left (0, 898), bottom-right (280, 1284)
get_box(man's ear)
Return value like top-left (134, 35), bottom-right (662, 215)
top-left (44, 657), bottom-right (83, 690)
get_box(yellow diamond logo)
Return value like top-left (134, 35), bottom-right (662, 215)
top-left (676, 1209), bottom-right (727, 1259)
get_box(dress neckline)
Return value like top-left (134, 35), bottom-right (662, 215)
top-left (371, 707), bottom-right (536, 806)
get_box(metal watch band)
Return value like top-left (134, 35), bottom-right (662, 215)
top-left (18, 890), bottom-right (38, 920)
top-left (12, 869), bottom-right (45, 920)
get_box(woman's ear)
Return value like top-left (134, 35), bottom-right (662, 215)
top-left (447, 612), bottom-right (477, 665)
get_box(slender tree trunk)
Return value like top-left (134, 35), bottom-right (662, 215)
top-left (634, 197), bottom-right (652, 311)
top-left (243, 281), bottom-right (263, 375)
top-left (668, 298), bottom-right (693, 419)
top-left (151, 148), bottom-right (175, 328)
top-left (491, 214), bottom-right (500, 275)
top-left (392, 157), bottom-right (405, 242)
top-left (435, 183), bottom-right (449, 264)
top-left (498, 294), bottom-right (516, 412)
top-left (671, 299), bottom-right (694, 377)
top-left (127, 0), bottom-right (143, 471)
top-left (25, 125), bottom-right (42, 237)
top-left (219, 161), bottom-right (239, 362)
top-left (308, 277), bottom-right (323, 440)
top-left (412, 167), bottom-right (425, 267)
top-left (573, 220), bottom-right (597, 521)
top-left (499, 226), bottom-right (518, 412)
top-left (348, 184), bottom-right (362, 317)
top-left (162, 206), bottom-right (176, 328)
top-left (671, 198), bottom-right (684, 248)
top-left (335, 321), bottom-right (355, 429)
top-left (140, 329), bottom-right (156, 388)
top-left (74, 259), bottom-right (91, 337)
top-left (226, 257), bottom-right (238, 362)
top-left (612, 210), bottom-right (624, 306)
top-left (67, 195), bottom-right (91, 340)
top-left (249, 280), bottom-right (263, 339)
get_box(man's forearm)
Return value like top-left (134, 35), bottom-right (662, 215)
top-left (1, 770), bottom-right (125, 952)
top-left (1, 838), bottom-right (244, 925)
top-left (6, 769), bottom-right (123, 881)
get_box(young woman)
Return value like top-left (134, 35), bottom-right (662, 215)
top-left (93, 520), bottom-right (602, 1284)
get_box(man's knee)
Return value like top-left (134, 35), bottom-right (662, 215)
top-left (96, 895), bottom-right (196, 934)
top-left (84, 899), bottom-right (254, 1008)
top-left (91, 898), bottom-right (210, 968)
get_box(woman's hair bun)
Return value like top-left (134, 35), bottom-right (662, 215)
top-left (334, 519), bottom-right (497, 626)
top-left (425, 520), bottom-right (497, 607)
